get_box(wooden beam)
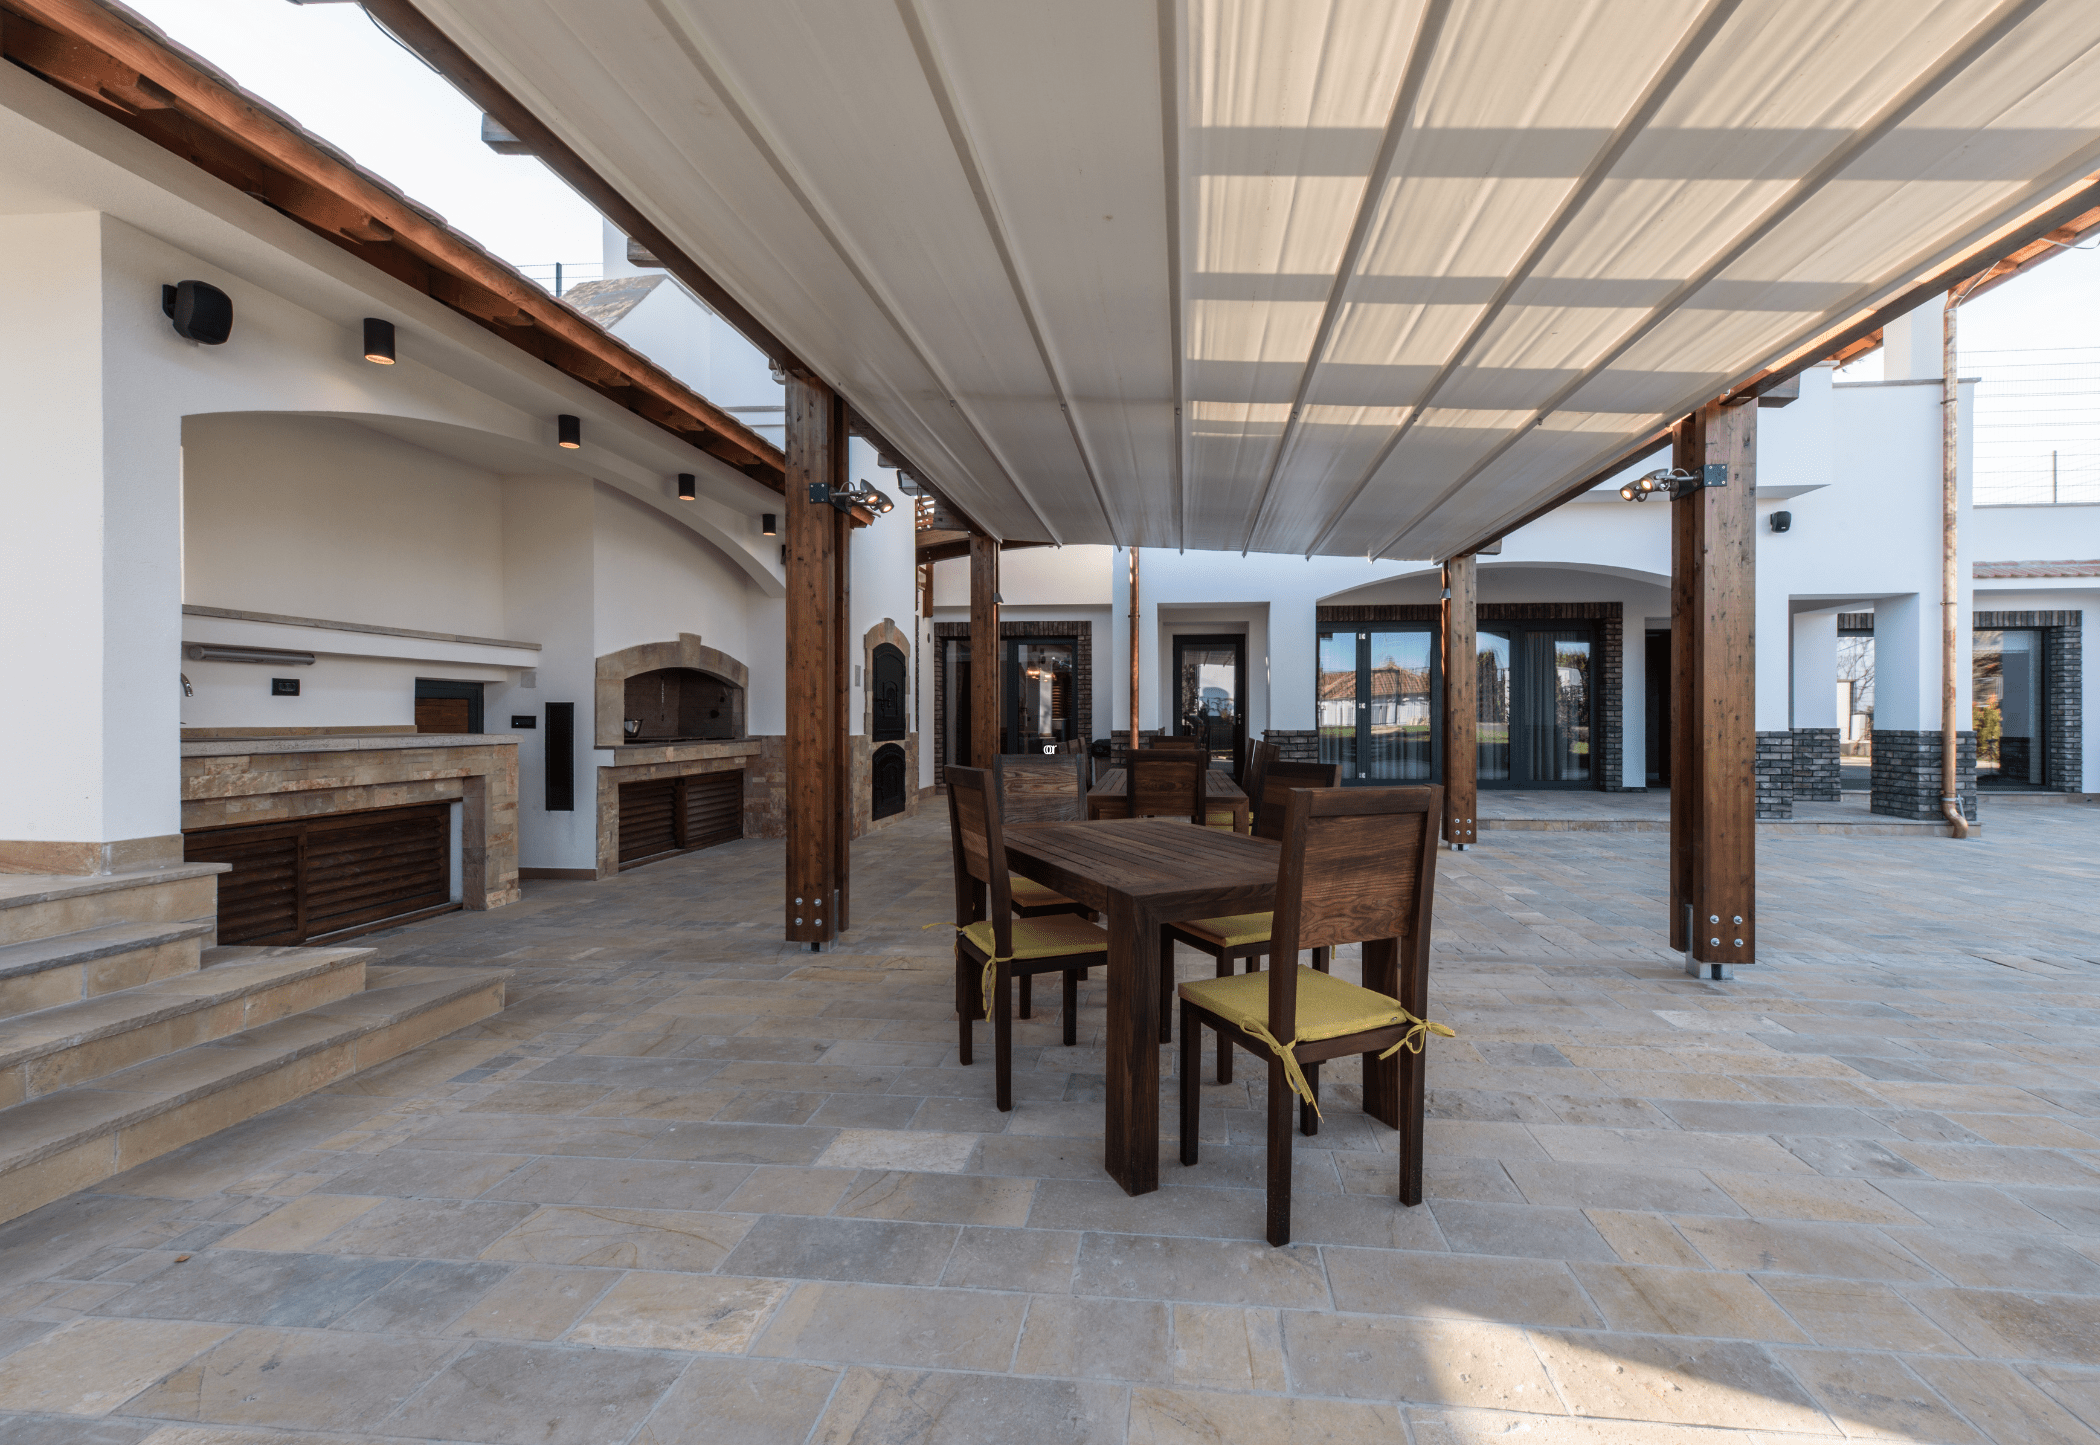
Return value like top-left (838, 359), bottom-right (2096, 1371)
top-left (1, 0), bottom-right (786, 489)
top-left (1669, 403), bottom-right (1757, 976)
top-left (832, 407), bottom-right (853, 933)
top-left (785, 377), bottom-right (840, 945)
top-left (1440, 555), bottom-right (1477, 848)
top-left (970, 535), bottom-right (1000, 769)
top-left (1128, 548), bottom-right (1141, 747)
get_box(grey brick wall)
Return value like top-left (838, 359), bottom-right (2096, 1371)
top-left (1870, 730), bottom-right (1978, 821)
top-left (1600, 610), bottom-right (1625, 791)
top-left (1756, 731), bottom-right (1794, 819)
top-left (1263, 729), bottom-right (1320, 764)
top-left (1792, 727), bottom-right (1841, 803)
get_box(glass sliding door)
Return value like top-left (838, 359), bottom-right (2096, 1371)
top-left (1174, 635), bottom-right (1245, 765)
top-left (1516, 631), bottom-right (1592, 784)
top-left (1974, 628), bottom-right (2045, 787)
top-left (1365, 631), bottom-right (1434, 781)
top-left (1317, 632), bottom-right (1361, 779)
top-left (1003, 639), bottom-right (1077, 754)
top-left (1476, 630), bottom-right (1511, 783)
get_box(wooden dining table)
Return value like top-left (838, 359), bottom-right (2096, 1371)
top-left (1002, 817), bottom-right (1279, 1196)
top-left (1085, 767), bottom-right (1250, 831)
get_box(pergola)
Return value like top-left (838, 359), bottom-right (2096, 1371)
top-left (195, 1), bottom-right (2100, 959)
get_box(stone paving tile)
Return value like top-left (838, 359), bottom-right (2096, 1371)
top-left (3, 807), bottom-right (2100, 1441)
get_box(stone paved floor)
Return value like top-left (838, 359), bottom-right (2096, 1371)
top-left (0, 807), bottom-right (2097, 1443)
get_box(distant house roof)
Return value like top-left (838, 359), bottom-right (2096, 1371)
top-left (1973, 560), bottom-right (2100, 579)
top-left (562, 274), bottom-right (667, 328)
top-left (1317, 664), bottom-right (1430, 702)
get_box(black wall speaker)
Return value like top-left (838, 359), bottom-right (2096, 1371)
top-left (1769, 510), bottom-right (1793, 534)
top-left (162, 281), bottom-right (233, 345)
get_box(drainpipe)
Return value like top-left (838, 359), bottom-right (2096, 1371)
top-left (1940, 294), bottom-right (1970, 839)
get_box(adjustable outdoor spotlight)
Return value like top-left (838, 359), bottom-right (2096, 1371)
top-left (362, 318), bottom-right (396, 364)
top-left (761, 514), bottom-right (777, 535)
top-left (807, 480), bottom-right (895, 515)
top-left (1618, 467), bottom-right (1716, 502)
top-left (677, 473), bottom-right (696, 501)
top-left (557, 414), bottom-right (581, 449)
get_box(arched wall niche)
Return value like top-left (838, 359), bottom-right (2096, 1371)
top-left (596, 633), bottom-right (750, 748)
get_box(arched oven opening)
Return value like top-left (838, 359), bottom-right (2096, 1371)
top-left (872, 743), bottom-right (907, 820)
top-left (622, 667), bottom-right (744, 743)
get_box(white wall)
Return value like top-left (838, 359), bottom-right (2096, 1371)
top-left (183, 413), bottom-right (507, 637)
top-left (592, 483), bottom-right (757, 668)
top-left (847, 437), bottom-right (921, 738)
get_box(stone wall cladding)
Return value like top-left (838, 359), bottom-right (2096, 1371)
top-left (1262, 729), bottom-right (1320, 763)
top-left (1792, 727), bottom-right (1841, 803)
top-left (1975, 610), bottom-right (2082, 792)
top-left (1870, 730), bottom-right (1978, 821)
top-left (1755, 730), bottom-right (1794, 819)
top-left (932, 619), bottom-right (1093, 774)
top-left (182, 741), bottom-right (519, 909)
top-left (1315, 601), bottom-right (1623, 789)
top-left (745, 735), bottom-right (787, 839)
top-left (595, 746), bottom-right (763, 878)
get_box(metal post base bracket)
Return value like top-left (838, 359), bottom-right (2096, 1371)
top-left (1685, 959), bottom-right (1734, 981)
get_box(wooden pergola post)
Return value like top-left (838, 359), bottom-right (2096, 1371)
top-left (1128, 548), bottom-right (1141, 750)
top-left (1440, 554), bottom-right (1478, 848)
top-left (785, 376), bottom-right (844, 946)
top-left (970, 534), bottom-right (1000, 769)
top-left (1669, 402), bottom-right (1757, 977)
top-left (833, 489), bottom-right (852, 933)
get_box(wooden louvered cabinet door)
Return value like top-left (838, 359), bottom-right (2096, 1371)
top-left (185, 802), bottom-right (454, 945)
top-left (617, 778), bottom-right (681, 865)
top-left (617, 769), bottom-right (745, 869)
top-left (683, 771), bottom-right (743, 850)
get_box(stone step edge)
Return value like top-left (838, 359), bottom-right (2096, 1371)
top-left (0, 864), bottom-right (228, 913)
top-left (0, 948), bottom-right (372, 1073)
top-left (0, 919), bottom-right (217, 981)
top-left (0, 970), bottom-right (507, 1179)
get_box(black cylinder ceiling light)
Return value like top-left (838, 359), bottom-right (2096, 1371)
top-left (677, 473), bottom-right (696, 501)
top-left (761, 514), bottom-right (777, 536)
top-left (362, 318), bottom-right (395, 364)
top-left (557, 414), bottom-right (581, 449)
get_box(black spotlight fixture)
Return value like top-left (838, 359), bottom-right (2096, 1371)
top-left (762, 513), bottom-right (777, 536)
top-left (557, 414), bottom-right (581, 449)
top-left (162, 281), bottom-right (233, 345)
top-left (362, 318), bottom-right (396, 364)
top-left (677, 473), bottom-right (696, 501)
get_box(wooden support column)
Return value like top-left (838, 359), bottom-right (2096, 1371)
top-left (1669, 402), bottom-right (1757, 977)
top-left (833, 490), bottom-right (852, 933)
top-left (1440, 554), bottom-right (1477, 848)
top-left (784, 376), bottom-right (842, 946)
top-left (1128, 548), bottom-right (1141, 748)
top-left (970, 534), bottom-right (1000, 770)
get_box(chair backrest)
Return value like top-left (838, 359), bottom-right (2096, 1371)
top-left (1126, 751), bottom-right (1206, 823)
top-left (1242, 740), bottom-right (1280, 821)
top-left (1254, 760), bottom-right (1341, 840)
top-left (994, 752), bottom-right (1084, 823)
top-left (944, 766), bottom-right (1013, 954)
top-left (1266, 785), bottom-right (1443, 1042)
top-left (1147, 734), bottom-right (1203, 751)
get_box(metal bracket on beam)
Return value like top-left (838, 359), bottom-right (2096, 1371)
top-left (1669, 463), bottom-right (1730, 500)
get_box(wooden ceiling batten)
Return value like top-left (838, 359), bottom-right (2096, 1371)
top-left (0, 0), bottom-right (786, 490)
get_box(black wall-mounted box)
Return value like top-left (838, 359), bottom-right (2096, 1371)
top-left (271, 678), bottom-right (300, 696)
top-left (511, 715), bottom-right (537, 729)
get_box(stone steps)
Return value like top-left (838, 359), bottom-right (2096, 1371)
top-left (0, 864), bottom-right (225, 947)
top-left (0, 917), bottom-right (216, 1019)
top-left (0, 963), bottom-right (505, 1224)
top-left (0, 945), bottom-right (369, 1105)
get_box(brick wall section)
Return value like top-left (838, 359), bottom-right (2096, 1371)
top-left (744, 735), bottom-right (786, 838)
top-left (1870, 730), bottom-right (1978, 820)
top-left (1975, 610), bottom-right (2083, 792)
top-left (1599, 609), bottom-right (1624, 791)
top-left (1755, 731), bottom-right (1794, 819)
top-left (1792, 728), bottom-right (1841, 802)
top-left (1263, 729), bottom-right (1320, 763)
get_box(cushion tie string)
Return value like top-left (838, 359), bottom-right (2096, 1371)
top-left (1240, 1010), bottom-right (1455, 1118)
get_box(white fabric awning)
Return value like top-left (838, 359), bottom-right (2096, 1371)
top-left (408, 0), bottom-right (2100, 557)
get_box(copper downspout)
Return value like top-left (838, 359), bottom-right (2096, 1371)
top-left (1940, 295), bottom-right (1971, 839)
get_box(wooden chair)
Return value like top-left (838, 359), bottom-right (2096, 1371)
top-left (1207, 739), bottom-right (1278, 833)
top-left (1166, 750), bottom-right (1335, 1083)
top-left (1178, 785), bottom-right (1450, 1245)
top-left (1254, 760), bottom-right (1343, 840)
top-left (1147, 734), bottom-right (1203, 750)
top-left (1126, 751), bottom-right (1206, 824)
top-left (945, 766), bottom-right (1106, 1111)
top-left (993, 751), bottom-right (1092, 1022)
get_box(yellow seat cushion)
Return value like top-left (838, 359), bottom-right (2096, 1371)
top-left (1204, 810), bottom-right (1239, 829)
top-left (960, 913), bottom-right (1107, 962)
top-left (1009, 875), bottom-right (1078, 910)
top-left (1180, 965), bottom-right (1453, 1109)
top-left (1177, 912), bottom-right (1273, 949)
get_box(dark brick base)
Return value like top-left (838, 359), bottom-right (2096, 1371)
top-left (1792, 727), bottom-right (1841, 803)
top-left (1870, 730), bottom-right (1978, 821)
top-left (1756, 731), bottom-right (1793, 819)
top-left (1263, 729), bottom-right (1320, 764)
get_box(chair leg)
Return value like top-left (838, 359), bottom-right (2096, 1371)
top-left (1214, 951), bottom-right (1233, 1086)
top-left (1179, 999), bottom-right (1200, 1167)
top-left (1018, 973), bottom-right (1033, 1019)
top-left (1158, 930), bottom-right (1174, 1044)
top-left (1062, 969), bottom-right (1079, 1047)
top-left (1300, 1061), bottom-right (1320, 1137)
top-left (956, 950), bottom-right (973, 1066)
top-left (1266, 1054), bottom-right (1294, 1247)
top-left (1312, 946), bottom-right (1329, 973)
top-left (994, 963), bottom-right (1012, 1113)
